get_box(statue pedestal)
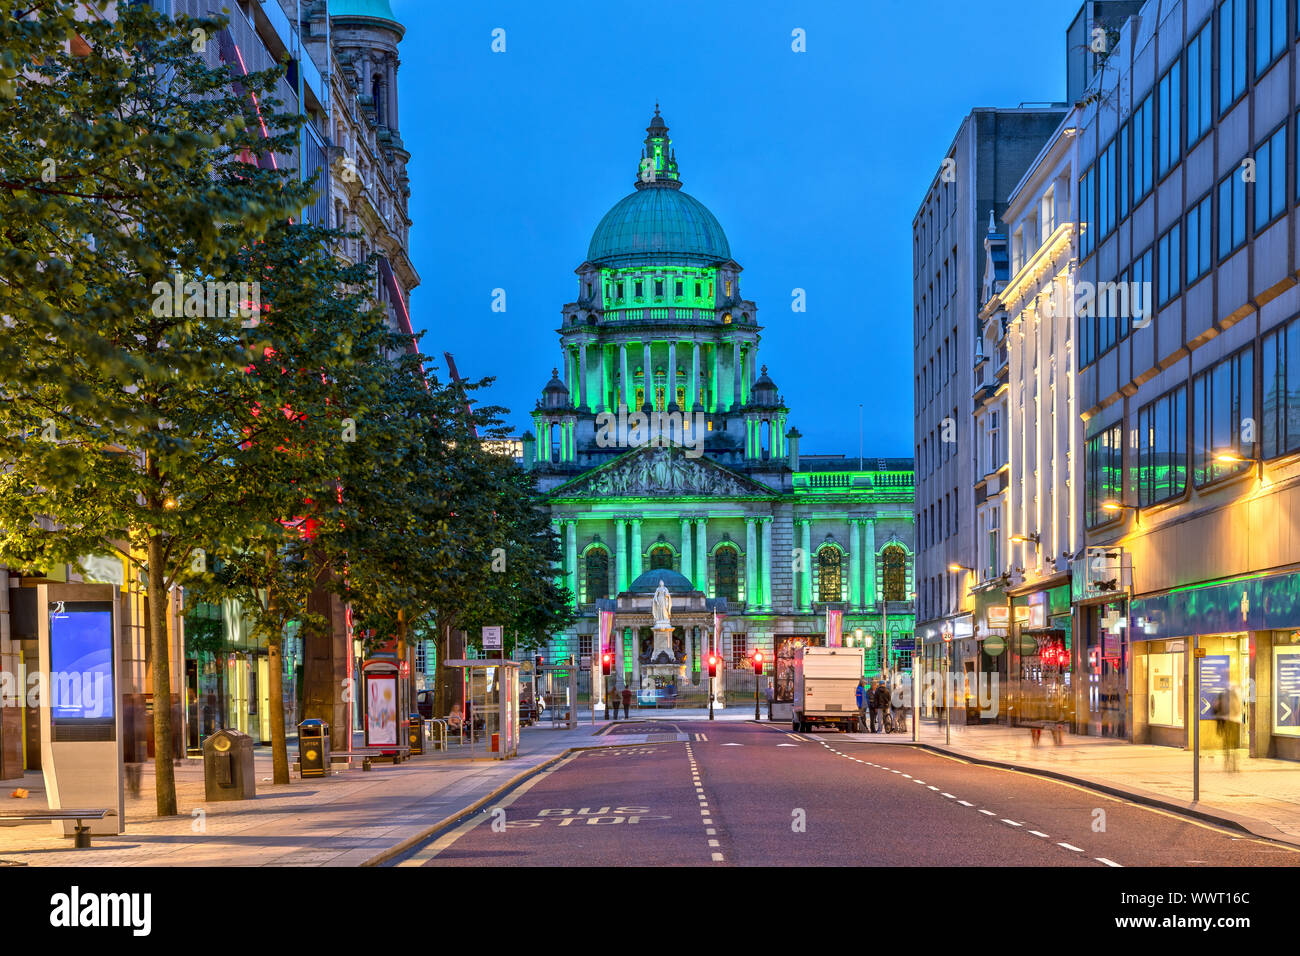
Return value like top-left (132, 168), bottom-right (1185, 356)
top-left (652, 624), bottom-right (673, 658)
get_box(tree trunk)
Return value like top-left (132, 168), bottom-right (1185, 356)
top-left (267, 636), bottom-right (290, 785)
top-left (147, 532), bottom-right (177, 816)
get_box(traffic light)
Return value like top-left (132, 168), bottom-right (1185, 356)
top-left (707, 654), bottom-right (718, 678)
top-left (752, 651), bottom-right (764, 675)
top-left (601, 650), bottom-right (612, 676)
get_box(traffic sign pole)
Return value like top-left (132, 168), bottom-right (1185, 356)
top-left (1193, 636), bottom-right (1201, 803)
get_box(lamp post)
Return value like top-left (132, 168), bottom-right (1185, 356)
top-left (941, 624), bottom-right (954, 745)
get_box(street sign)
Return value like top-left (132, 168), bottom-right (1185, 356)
top-left (1197, 655), bottom-right (1229, 717)
top-left (1277, 650), bottom-right (1300, 728)
top-left (482, 625), bottom-right (503, 650)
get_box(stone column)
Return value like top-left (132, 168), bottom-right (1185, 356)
top-left (800, 519), bottom-right (813, 608)
top-left (668, 341), bottom-right (678, 407)
top-left (615, 519), bottom-right (628, 593)
top-left (631, 517), bottom-right (643, 579)
top-left (690, 342), bottom-right (700, 413)
top-left (598, 345), bottom-right (608, 413)
top-left (849, 518), bottom-right (862, 609)
top-left (642, 342), bottom-right (652, 409)
top-left (680, 517), bottom-right (694, 586)
top-left (745, 517), bottom-right (757, 605)
top-left (566, 519), bottom-right (578, 606)
top-left (578, 343), bottom-right (589, 411)
top-left (695, 518), bottom-right (709, 591)
top-left (732, 340), bottom-right (742, 410)
top-left (761, 517), bottom-right (773, 610)
top-left (863, 517), bottom-right (877, 609)
top-left (551, 519), bottom-right (563, 590)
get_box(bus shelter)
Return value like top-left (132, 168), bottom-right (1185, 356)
top-left (528, 663), bottom-right (579, 730)
top-left (444, 660), bottom-right (520, 759)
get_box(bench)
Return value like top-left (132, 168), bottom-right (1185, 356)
top-left (0, 809), bottom-right (116, 848)
top-left (326, 749), bottom-right (385, 771)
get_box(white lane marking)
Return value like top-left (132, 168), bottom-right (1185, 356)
top-left (703, 818), bottom-right (713, 824)
top-left (1029, 830), bottom-right (1050, 838)
top-left (706, 828), bottom-right (716, 835)
top-left (958, 801), bottom-right (973, 807)
top-left (979, 810), bottom-right (996, 816)
top-left (897, 772), bottom-right (907, 776)
top-left (721, 743), bottom-right (743, 747)
top-left (1001, 819), bottom-right (1022, 827)
top-left (1058, 842), bottom-right (1084, 852)
top-left (1096, 857), bottom-right (1123, 867)
top-left (927, 785), bottom-right (940, 791)
top-left (941, 793), bottom-right (955, 799)
top-left (777, 743), bottom-right (798, 747)
top-left (711, 852), bottom-right (724, 861)
top-left (708, 839), bottom-right (720, 847)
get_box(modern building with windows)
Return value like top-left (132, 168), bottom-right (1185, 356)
top-left (524, 110), bottom-right (916, 708)
top-left (1073, 0), bottom-right (1300, 759)
top-left (912, 106), bottom-right (1068, 709)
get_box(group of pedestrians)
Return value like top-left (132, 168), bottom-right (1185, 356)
top-left (606, 686), bottom-right (633, 720)
top-left (856, 676), bottom-right (906, 733)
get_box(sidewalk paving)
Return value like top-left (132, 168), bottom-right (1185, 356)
top-left (0, 721), bottom-right (650, 867)
top-left (843, 718), bottom-right (1300, 845)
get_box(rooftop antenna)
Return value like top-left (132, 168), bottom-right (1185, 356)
top-left (858, 403), bottom-right (863, 471)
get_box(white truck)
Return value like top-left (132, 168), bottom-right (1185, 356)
top-left (792, 645), bottom-right (865, 733)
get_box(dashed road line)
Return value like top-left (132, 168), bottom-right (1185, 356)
top-left (1058, 842), bottom-right (1083, 852)
top-left (1096, 857), bottom-right (1122, 867)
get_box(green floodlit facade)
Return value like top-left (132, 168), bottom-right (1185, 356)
top-left (522, 109), bottom-right (916, 706)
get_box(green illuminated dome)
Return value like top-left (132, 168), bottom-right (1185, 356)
top-left (330, 0), bottom-right (400, 23)
top-left (586, 108), bottom-right (731, 267)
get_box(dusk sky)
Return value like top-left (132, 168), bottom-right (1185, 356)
top-left (394, 0), bottom-right (1083, 457)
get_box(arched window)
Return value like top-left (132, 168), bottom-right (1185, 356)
top-left (818, 548), bottom-right (842, 603)
top-left (585, 548), bottom-right (609, 602)
top-left (715, 546), bottom-right (738, 602)
top-left (371, 74), bottom-right (386, 126)
top-left (881, 545), bottom-right (907, 602)
top-left (649, 546), bottom-right (672, 571)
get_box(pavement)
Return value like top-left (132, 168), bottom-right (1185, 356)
top-left (0, 721), bottom-right (642, 867)
top-left (847, 715), bottom-right (1300, 846)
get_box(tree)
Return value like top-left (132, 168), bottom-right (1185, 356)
top-left (183, 216), bottom-right (398, 785)
top-left (0, 2), bottom-right (311, 815)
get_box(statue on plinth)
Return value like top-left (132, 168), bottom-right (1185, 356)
top-left (651, 579), bottom-right (672, 627)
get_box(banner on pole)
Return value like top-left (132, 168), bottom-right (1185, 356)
top-left (826, 608), bottom-right (843, 647)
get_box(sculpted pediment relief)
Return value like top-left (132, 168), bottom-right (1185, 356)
top-left (553, 447), bottom-right (773, 499)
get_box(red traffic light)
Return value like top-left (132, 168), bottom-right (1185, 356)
top-left (752, 651), bottom-right (764, 675)
top-left (601, 651), bottom-right (612, 676)
top-left (707, 654), bottom-right (718, 678)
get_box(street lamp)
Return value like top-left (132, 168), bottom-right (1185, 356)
top-left (1214, 448), bottom-right (1263, 480)
top-left (1010, 532), bottom-right (1040, 546)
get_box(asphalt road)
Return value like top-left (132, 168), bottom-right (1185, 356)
top-left (391, 720), bottom-right (1300, 867)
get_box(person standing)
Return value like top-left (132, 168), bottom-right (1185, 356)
top-left (607, 686), bottom-right (619, 722)
top-left (874, 678), bottom-right (892, 732)
top-left (621, 684), bottom-right (633, 720)
top-left (855, 678), bottom-right (868, 732)
top-left (867, 678), bottom-right (880, 733)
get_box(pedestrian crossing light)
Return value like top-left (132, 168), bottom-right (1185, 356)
top-left (707, 654), bottom-right (718, 678)
top-left (601, 650), bottom-right (612, 676)
top-left (752, 651), bottom-right (764, 675)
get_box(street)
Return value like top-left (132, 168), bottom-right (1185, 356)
top-left (391, 721), bottom-right (1300, 867)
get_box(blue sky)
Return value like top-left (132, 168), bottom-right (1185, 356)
top-left (394, 0), bottom-right (1083, 457)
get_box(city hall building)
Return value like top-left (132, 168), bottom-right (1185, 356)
top-left (521, 110), bottom-right (916, 706)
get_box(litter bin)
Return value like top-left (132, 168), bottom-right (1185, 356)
top-left (298, 719), bottom-right (331, 778)
top-left (203, 729), bottom-right (256, 801)
top-left (407, 713), bottom-right (424, 755)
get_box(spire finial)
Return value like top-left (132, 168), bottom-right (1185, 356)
top-left (987, 209), bottom-right (995, 233)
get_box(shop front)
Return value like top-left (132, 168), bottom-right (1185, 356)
top-left (1132, 567), bottom-right (1300, 760)
top-left (1006, 580), bottom-right (1074, 729)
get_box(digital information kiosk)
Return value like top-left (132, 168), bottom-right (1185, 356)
top-left (37, 582), bottom-right (124, 836)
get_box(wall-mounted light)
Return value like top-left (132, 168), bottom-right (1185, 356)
top-left (1214, 448), bottom-right (1263, 480)
top-left (1010, 532), bottom-right (1040, 545)
top-left (948, 563), bottom-right (973, 573)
